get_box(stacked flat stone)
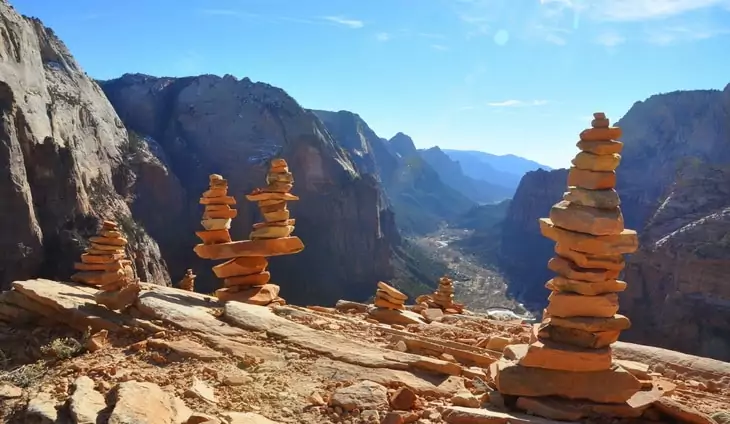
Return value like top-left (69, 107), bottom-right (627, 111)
top-left (196, 174), bottom-right (236, 246)
top-left (374, 281), bottom-right (407, 310)
top-left (193, 161), bottom-right (305, 306)
top-left (493, 113), bottom-right (642, 406)
top-left (71, 220), bottom-right (134, 291)
top-left (179, 269), bottom-right (196, 291)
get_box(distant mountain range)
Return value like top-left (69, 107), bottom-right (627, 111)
top-left (441, 149), bottom-right (552, 194)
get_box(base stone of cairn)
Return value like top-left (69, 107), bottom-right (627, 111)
top-left (178, 269), bottom-right (196, 291)
top-left (493, 113), bottom-right (642, 406)
top-left (415, 276), bottom-right (464, 315)
top-left (71, 220), bottom-right (140, 310)
top-left (193, 160), bottom-right (304, 306)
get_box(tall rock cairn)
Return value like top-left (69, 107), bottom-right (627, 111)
top-left (493, 113), bottom-right (642, 405)
top-left (71, 220), bottom-right (140, 310)
top-left (194, 159), bottom-right (305, 306)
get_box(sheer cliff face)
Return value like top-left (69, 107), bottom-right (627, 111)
top-left (498, 168), bottom-right (567, 308)
top-left (0, 2), bottom-right (169, 289)
top-left (101, 75), bottom-right (394, 305)
top-left (501, 86), bottom-right (730, 360)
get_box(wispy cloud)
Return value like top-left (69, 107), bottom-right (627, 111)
top-left (595, 32), bottom-right (626, 46)
top-left (431, 44), bottom-right (449, 51)
top-left (645, 25), bottom-right (730, 44)
top-left (375, 32), bottom-right (391, 42)
top-left (487, 100), bottom-right (549, 107)
top-left (323, 16), bottom-right (364, 29)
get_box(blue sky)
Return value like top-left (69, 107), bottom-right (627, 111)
top-left (12, 0), bottom-right (730, 168)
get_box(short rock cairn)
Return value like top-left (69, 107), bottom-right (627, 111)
top-left (193, 160), bottom-right (305, 306)
top-left (493, 113), bottom-right (642, 406)
top-left (71, 220), bottom-right (140, 310)
top-left (178, 269), bottom-right (196, 291)
top-left (416, 276), bottom-right (464, 314)
top-left (374, 281), bottom-right (407, 310)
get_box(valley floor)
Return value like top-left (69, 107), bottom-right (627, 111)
top-left (410, 229), bottom-right (529, 317)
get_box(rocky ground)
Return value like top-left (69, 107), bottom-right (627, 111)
top-left (411, 229), bottom-right (527, 316)
top-left (1, 279), bottom-right (729, 424)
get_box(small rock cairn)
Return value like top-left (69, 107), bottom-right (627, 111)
top-left (416, 276), bottom-right (464, 314)
top-left (493, 112), bottom-right (642, 405)
top-left (178, 269), bottom-right (196, 291)
top-left (374, 281), bottom-right (407, 310)
top-left (193, 159), bottom-right (305, 306)
top-left (71, 220), bottom-right (139, 310)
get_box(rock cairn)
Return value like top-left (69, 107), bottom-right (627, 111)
top-left (493, 113), bottom-right (642, 406)
top-left (196, 174), bottom-right (236, 245)
top-left (71, 220), bottom-right (140, 310)
top-left (415, 276), bottom-right (464, 314)
top-left (178, 269), bottom-right (196, 291)
top-left (374, 281), bottom-right (407, 310)
top-left (193, 161), bottom-right (305, 306)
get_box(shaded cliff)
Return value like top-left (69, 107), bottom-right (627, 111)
top-left (498, 168), bottom-right (568, 308)
top-left (100, 75), bottom-right (398, 305)
top-left (0, 1), bottom-right (170, 289)
top-left (312, 110), bottom-right (475, 234)
top-left (495, 86), bottom-right (730, 360)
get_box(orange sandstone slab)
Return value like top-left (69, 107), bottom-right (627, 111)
top-left (264, 210), bottom-right (290, 223)
top-left (377, 281), bottom-right (407, 301)
top-left (539, 218), bottom-right (638, 255)
top-left (202, 208), bottom-right (238, 219)
top-left (266, 182), bottom-right (293, 193)
top-left (80, 253), bottom-right (125, 264)
top-left (592, 117), bottom-right (610, 128)
top-left (549, 315), bottom-right (631, 333)
top-left (546, 276), bottom-right (627, 296)
top-left (515, 340), bottom-right (613, 372)
top-left (90, 242), bottom-right (126, 252)
top-left (259, 202), bottom-right (287, 213)
top-left (374, 296), bottom-right (405, 310)
top-left (547, 256), bottom-right (620, 282)
top-left (563, 187), bottom-right (621, 209)
top-left (572, 152), bottom-right (621, 172)
top-left (550, 200), bottom-right (624, 236)
top-left (199, 196), bottom-right (236, 205)
top-left (579, 126), bottom-right (622, 142)
top-left (554, 243), bottom-right (625, 271)
top-left (194, 236), bottom-right (304, 260)
top-left (203, 188), bottom-right (227, 198)
top-left (71, 269), bottom-right (125, 287)
top-left (215, 283), bottom-right (280, 305)
top-left (246, 192), bottom-right (299, 202)
top-left (196, 229), bottom-right (232, 245)
top-left (204, 204), bottom-right (231, 212)
top-left (224, 271), bottom-right (271, 287)
top-left (99, 230), bottom-right (123, 238)
top-left (494, 360), bottom-right (641, 404)
top-left (252, 219), bottom-right (295, 229)
top-left (538, 323), bottom-right (620, 349)
top-left (547, 292), bottom-right (619, 318)
top-left (577, 140), bottom-right (624, 155)
top-left (375, 290), bottom-right (405, 305)
top-left (213, 257), bottom-right (268, 278)
top-left (250, 225), bottom-right (294, 240)
top-left (567, 168), bottom-right (616, 190)
top-left (270, 158), bottom-right (287, 168)
top-left (74, 260), bottom-right (129, 272)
